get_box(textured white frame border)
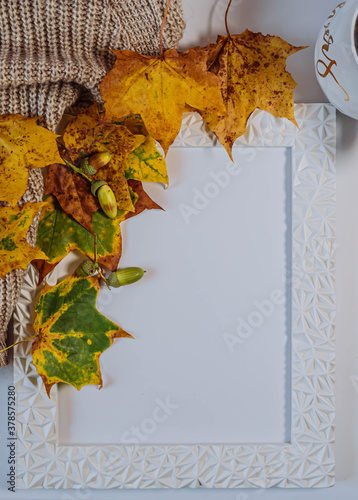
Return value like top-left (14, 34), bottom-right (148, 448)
top-left (14, 104), bottom-right (336, 489)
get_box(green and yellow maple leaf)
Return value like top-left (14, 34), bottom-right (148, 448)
top-left (0, 115), bottom-right (62, 205)
top-left (34, 196), bottom-right (122, 281)
top-left (125, 135), bottom-right (168, 184)
top-left (35, 181), bottom-right (162, 282)
top-left (32, 275), bottom-right (132, 396)
top-left (115, 115), bottom-right (168, 185)
top-left (0, 203), bottom-right (48, 278)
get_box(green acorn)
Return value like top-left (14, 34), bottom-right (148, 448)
top-left (76, 258), bottom-right (98, 277)
top-left (108, 267), bottom-right (145, 288)
top-left (91, 180), bottom-right (117, 219)
top-left (80, 152), bottom-right (111, 175)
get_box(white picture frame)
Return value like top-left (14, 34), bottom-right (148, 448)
top-left (14, 104), bottom-right (336, 489)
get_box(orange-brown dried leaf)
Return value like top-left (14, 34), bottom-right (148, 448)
top-left (100, 48), bottom-right (226, 154)
top-left (0, 115), bottom-right (62, 205)
top-left (33, 259), bottom-right (57, 285)
top-left (44, 164), bottom-right (100, 233)
top-left (125, 180), bottom-right (163, 221)
top-left (198, 30), bottom-right (306, 158)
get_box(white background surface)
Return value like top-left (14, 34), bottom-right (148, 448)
top-left (1, 0), bottom-right (358, 498)
top-left (58, 147), bottom-right (289, 446)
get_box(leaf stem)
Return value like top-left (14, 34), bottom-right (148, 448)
top-left (0, 334), bottom-right (37, 354)
top-left (94, 234), bottom-right (98, 265)
top-left (92, 233), bottom-right (111, 289)
top-left (225, 0), bottom-right (233, 38)
top-left (61, 157), bottom-right (92, 183)
top-left (98, 268), bottom-right (111, 290)
top-left (160, 0), bottom-right (172, 56)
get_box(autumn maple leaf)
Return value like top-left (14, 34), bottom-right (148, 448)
top-left (0, 115), bottom-right (62, 205)
top-left (115, 114), bottom-right (169, 185)
top-left (100, 47), bottom-right (226, 154)
top-left (0, 203), bottom-right (48, 278)
top-left (125, 179), bottom-right (163, 221)
top-left (35, 181), bottom-right (162, 283)
top-left (44, 163), bottom-right (100, 234)
top-left (62, 105), bottom-right (145, 214)
top-left (34, 195), bottom-right (123, 282)
top-left (197, 30), bottom-right (306, 158)
top-left (32, 275), bottom-right (132, 396)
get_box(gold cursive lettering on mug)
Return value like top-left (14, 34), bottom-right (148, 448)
top-left (316, 1), bottom-right (350, 102)
top-left (326, 2), bottom-right (346, 21)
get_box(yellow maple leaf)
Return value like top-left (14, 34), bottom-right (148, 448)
top-left (0, 202), bottom-right (48, 278)
top-left (198, 30), bottom-right (306, 159)
top-left (0, 115), bottom-right (62, 205)
top-left (100, 47), bottom-right (226, 154)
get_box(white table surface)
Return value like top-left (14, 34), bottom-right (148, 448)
top-left (1, 0), bottom-right (357, 498)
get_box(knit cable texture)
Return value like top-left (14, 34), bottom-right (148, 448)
top-left (0, 0), bottom-right (185, 367)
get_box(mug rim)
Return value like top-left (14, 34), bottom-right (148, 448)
top-left (351, 5), bottom-right (358, 65)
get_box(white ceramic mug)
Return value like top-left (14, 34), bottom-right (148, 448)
top-left (315, 0), bottom-right (358, 119)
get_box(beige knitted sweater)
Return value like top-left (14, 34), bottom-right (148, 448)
top-left (0, 0), bottom-right (185, 367)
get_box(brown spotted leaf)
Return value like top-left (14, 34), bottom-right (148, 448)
top-left (92, 162), bottom-right (135, 212)
top-left (44, 163), bottom-right (100, 233)
top-left (63, 105), bottom-right (145, 212)
top-left (197, 30), bottom-right (306, 158)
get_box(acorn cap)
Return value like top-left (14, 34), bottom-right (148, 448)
top-left (91, 180), bottom-right (107, 196)
top-left (76, 259), bottom-right (97, 277)
top-left (108, 272), bottom-right (120, 287)
top-left (80, 157), bottom-right (97, 175)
